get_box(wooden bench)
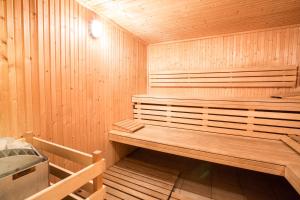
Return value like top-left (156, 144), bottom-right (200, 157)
top-left (149, 65), bottom-right (298, 88)
top-left (109, 95), bottom-right (300, 194)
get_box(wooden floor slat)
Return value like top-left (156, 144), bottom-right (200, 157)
top-left (109, 166), bottom-right (173, 190)
top-left (104, 173), bottom-right (168, 199)
top-left (105, 179), bottom-right (159, 200)
top-left (105, 186), bottom-right (140, 200)
top-left (104, 156), bottom-right (178, 200)
top-left (105, 170), bottom-right (170, 195)
top-left (104, 193), bottom-right (122, 200)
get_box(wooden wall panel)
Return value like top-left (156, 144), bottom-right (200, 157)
top-left (148, 25), bottom-right (300, 97)
top-left (0, 0), bottom-right (147, 166)
top-left (0, 0), bottom-right (10, 135)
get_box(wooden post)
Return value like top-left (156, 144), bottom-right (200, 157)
top-left (92, 150), bottom-right (103, 192)
top-left (23, 131), bottom-right (34, 144)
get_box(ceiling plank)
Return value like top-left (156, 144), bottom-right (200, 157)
top-left (76, 0), bottom-right (300, 43)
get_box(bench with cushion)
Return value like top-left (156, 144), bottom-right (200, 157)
top-left (109, 95), bottom-right (300, 194)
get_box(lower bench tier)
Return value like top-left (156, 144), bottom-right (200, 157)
top-left (109, 125), bottom-right (300, 194)
top-left (104, 149), bottom-right (300, 200)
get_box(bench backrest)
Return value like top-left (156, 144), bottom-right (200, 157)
top-left (132, 95), bottom-right (300, 139)
top-left (149, 66), bottom-right (298, 88)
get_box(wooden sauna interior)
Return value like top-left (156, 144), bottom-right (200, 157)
top-left (1, 0), bottom-right (300, 199)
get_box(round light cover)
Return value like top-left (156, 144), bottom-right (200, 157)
top-left (90, 20), bottom-right (102, 39)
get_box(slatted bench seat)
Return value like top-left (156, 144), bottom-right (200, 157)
top-left (109, 95), bottom-right (300, 194)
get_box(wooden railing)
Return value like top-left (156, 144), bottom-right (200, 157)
top-left (23, 132), bottom-right (106, 200)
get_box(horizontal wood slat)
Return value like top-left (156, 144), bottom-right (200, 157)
top-left (132, 95), bottom-right (300, 111)
top-left (149, 66), bottom-right (298, 88)
top-left (133, 108), bottom-right (300, 127)
top-left (32, 137), bottom-right (93, 166)
top-left (132, 95), bottom-right (300, 137)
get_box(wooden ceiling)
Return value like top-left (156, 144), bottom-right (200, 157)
top-left (77, 0), bottom-right (300, 43)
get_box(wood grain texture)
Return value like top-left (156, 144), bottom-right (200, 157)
top-left (148, 25), bottom-right (300, 97)
top-left (110, 95), bottom-right (300, 184)
top-left (0, 0), bottom-right (147, 167)
top-left (110, 126), bottom-right (288, 176)
top-left (286, 165), bottom-right (300, 195)
top-left (132, 95), bottom-right (300, 137)
top-left (113, 119), bottom-right (144, 133)
top-left (149, 65), bottom-right (298, 88)
top-left (0, 0), bottom-right (10, 135)
top-left (76, 0), bottom-right (300, 43)
top-left (112, 149), bottom-right (300, 200)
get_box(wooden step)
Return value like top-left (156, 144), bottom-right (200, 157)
top-left (113, 119), bottom-right (144, 133)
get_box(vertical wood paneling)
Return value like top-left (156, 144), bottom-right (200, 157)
top-left (30, 0), bottom-right (40, 141)
top-left (0, 0), bottom-right (147, 166)
top-left (148, 25), bottom-right (300, 97)
top-left (0, 0), bottom-right (10, 134)
top-left (6, 0), bottom-right (18, 135)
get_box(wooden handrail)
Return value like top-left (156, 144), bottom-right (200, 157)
top-left (23, 133), bottom-right (106, 200)
top-left (32, 136), bottom-right (93, 166)
top-left (26, 159), bottom-right (105, 200)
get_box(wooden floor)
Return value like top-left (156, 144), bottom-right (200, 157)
top-left (104, 157), bottom-right (179, 199)
top-left (104, 149), bottom-right (300, 200)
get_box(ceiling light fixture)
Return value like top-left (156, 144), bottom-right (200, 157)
top-left (90, 19), bottom-right (102, 39)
